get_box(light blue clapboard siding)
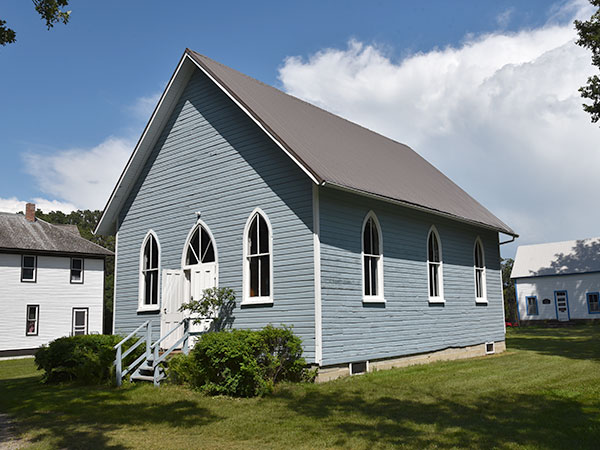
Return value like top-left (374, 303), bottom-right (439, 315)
top-left (319, 187), bottom-right (504, 366)
top-left (114, 70), bottom-right (315, 360)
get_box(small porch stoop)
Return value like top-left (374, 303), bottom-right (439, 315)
top-left (114, 318), bottom-right (194, 387)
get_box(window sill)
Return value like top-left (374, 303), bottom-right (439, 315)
top-left (241, 297), bottom-right (273, 307)
top-left (362, 296), bottom-right (386, 304)
top-left (476, 298), bottom-right (488, 305)
top-left (137, 305), bottom-right (160, 313)
top-left (428, 297), bottom-right (446, 304)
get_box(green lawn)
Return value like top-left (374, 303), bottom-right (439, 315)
top-left (1, 326), bottom-right (599, 449)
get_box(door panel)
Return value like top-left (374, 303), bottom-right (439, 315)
top-left (160, 269), bottom-right (185, 350)
top-left (189, 263), bottom-right (218, 334)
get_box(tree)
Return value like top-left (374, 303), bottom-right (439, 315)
top-left (1, 0), bottom-right (71, 46)
top-left (501, 258), bottom-right (518, 323)
top-left (575, 0), bottom-right (600, 124)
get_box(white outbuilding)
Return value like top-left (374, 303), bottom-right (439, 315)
top-left (511, 237), bottom-right (600, 322)
top-left (0, 203), bottom-right (113, 356)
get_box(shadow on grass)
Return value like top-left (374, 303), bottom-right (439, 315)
top-left (508, 326), bottom-right (600, 361)
top-left (0, 375), bottom-right (220, 449)
top-left (275, 387), bottom-right (600, 449)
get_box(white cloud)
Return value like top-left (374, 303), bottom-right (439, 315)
top-left (24, 137), bottom-right (133, 210)
top-left (278, 2), bottom-right (600, 258)
top-left (496, 8), bottom-right (514, 28)
top-left (129, 91), bottom-right (162, 121)
top-left (0, 197), bottom-right (77, 214)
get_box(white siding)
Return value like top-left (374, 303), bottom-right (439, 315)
top-left (516, 272), bottom-right (600, 320)
top-left (0, 253), bottom-right (104, 352)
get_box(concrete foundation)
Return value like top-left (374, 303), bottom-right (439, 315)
top-left (316, 340), bottom-right (506, 383)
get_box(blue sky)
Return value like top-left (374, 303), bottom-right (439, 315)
top-left (1, 0), bottom-right (598, 257)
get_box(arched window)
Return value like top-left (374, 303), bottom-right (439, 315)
top-left (362, 212), bottom-right (383, 300)
top-left (140, 231), bottom-right (160, 309)
top-left (185, 224), bottom-right (215, 266)
top-left (244, 210), bottom-right (272, 303)
top-left (427, 227), bottom-right (443, 302)
top-left (474, 238), bottom-right (486, 302)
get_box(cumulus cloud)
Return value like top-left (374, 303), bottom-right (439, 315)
top-left (24, 137), bottom-right (133, 210)
top-left (129, 91), bottom-right (162, 121)
top-left (278, 2), bottom-right (600, 256)
top-left (0, 197), bottom-right (77, 214)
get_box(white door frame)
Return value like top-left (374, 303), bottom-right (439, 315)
top-left (554, 290), bottom-right (570, 321)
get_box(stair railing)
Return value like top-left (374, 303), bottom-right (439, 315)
top-left (150, 318), bottom-right (190, 386)
top-left (114, 320), bottom-right (153, 386)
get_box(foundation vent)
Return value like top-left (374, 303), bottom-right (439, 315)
top-left (350, 361), bottom-right (368, 375)
top-left (485, 342), bottom-right (495, 354)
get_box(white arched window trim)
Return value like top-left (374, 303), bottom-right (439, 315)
top-left (427, 226), bottom-right (445, 304)
top-left (180, 219), bottom-right (219, 269)
top-left (138, 230), bottom-right (161, 312)
top-left (361, 211), bottom-right (385, 303)
top-left (241, 208), bottom-right (274, 306)
top-left (474, 237), bottom-right (487, 304)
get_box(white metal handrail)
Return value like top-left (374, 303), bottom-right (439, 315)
top-left (114, 320), bottom-right (152, 386)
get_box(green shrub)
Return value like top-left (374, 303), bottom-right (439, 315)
top-left (168, 325), bottom-right (308, 397)
top-left (35, 334), bottom-right (143, 384)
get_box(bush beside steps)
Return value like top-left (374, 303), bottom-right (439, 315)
top-left (35, 334), bottom-right (143, 385)
top-left (168, 325), bottom-right (314, 397)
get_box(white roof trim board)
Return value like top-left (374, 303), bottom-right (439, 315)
top-left (511, 237), bottom-right (600, 279)
top-left (95, 49), bottom-right (516, 237)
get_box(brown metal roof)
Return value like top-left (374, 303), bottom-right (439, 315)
top-left (0, 213), bottom-right (113, 256)
top-left (187, 49), bottom-right (515, 236)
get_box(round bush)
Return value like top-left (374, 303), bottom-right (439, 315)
top-left (35, 334), bottom-right (143, 384)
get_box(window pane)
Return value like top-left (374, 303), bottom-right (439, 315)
top-left (429, 263), bottom-right (438, 297)
top-left (28, 307), bottom-right (37, 320)
top-left (151, 271), bottom-right (158, 304)
top-left (364, 256), bottom-right (371, 296)
top-left (429, 233), bottom-right (440, 263)
top-left (200, 227), bottom-right (216, 262)
top-left (71, 269), bottom-right (82, 282)
top-left (249, 257), bottom-right (259, 297)
top-left (590, 294), bottom-right (599, 312)
top-left (151, 237), bottom-right (159, 269)
top-left (22, 268), bottom-right (34, 280)
top-left (363, 220), bottom-right (372, 255)
top-left (75, 310), bottom-right (86, 326)
top-left (258, 215), bottom-right (269, 254)
top-left (72, 258), bottom-right (82, 270)
top-left (23, 256), bottom-right (35, 268)
top-left (27, 320), bottom-right (36, 334)
top-left (144, 272), bottom-right (152, 305)
top-left (370, 256), bottom-right (378, 296)
top-left (371, 220), bottom-right (380, 256)
top-left (249, 216), bottom-right (258, 255)
top-left (259, 255), bottom-right (270, 296)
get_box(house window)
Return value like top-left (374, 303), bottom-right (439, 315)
top-left (26, 305), bottom-right (39, 336)
top-left (244, 210), bottom-right (272, 303)
top-left (140, 232), bottom-right (160, 309)
top-left (474, 238), bottom-right (486, 301)
top-left (185, 224), bottom-right (215, 265)
top-left (526, 296), bottom-right (538, 315)
top-left (70, 258), bottom-right (84, 284)
top-left (427, 227), bottom-right (444, 302)
top-left (587, 292), bottom-right (600, 314)
top-left (362, 213), bottom-right (383, 300)
top-left (72, 308), bottom-right (88, 335)
top-left (21, 255), bottom-right (37, 282)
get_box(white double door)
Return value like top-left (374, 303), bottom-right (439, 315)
top-left (160, 263), bottom-right (217, 350)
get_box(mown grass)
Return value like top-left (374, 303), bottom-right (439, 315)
top-left (0, 326), bottom-right (599, 449)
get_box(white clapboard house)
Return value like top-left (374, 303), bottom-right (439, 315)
top-left (0, 204), bottom-right (113, 356)
top-left (511, 237), bottom-right (600, 322)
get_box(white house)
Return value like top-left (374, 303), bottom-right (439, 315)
top-left (511, 237), bottom-right (600, 322)
top-left (0, 203), bottom-right (113, 356)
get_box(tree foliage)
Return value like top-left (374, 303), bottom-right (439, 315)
top-left (575, 0), bottom-right (600, 124)
top-left (501, 258), bottom-right (518, 323)
top-left (1, 0), bottom-right (71, 46)
top-left (35, 209), bottom-right (115, 334)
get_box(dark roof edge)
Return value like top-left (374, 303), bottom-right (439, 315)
top-left (0, 247), bottom-right (112, 258)
top-left (185, 49), bottom-right (322, 185)
top-left (324, 181), bottom-right (518, 237)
